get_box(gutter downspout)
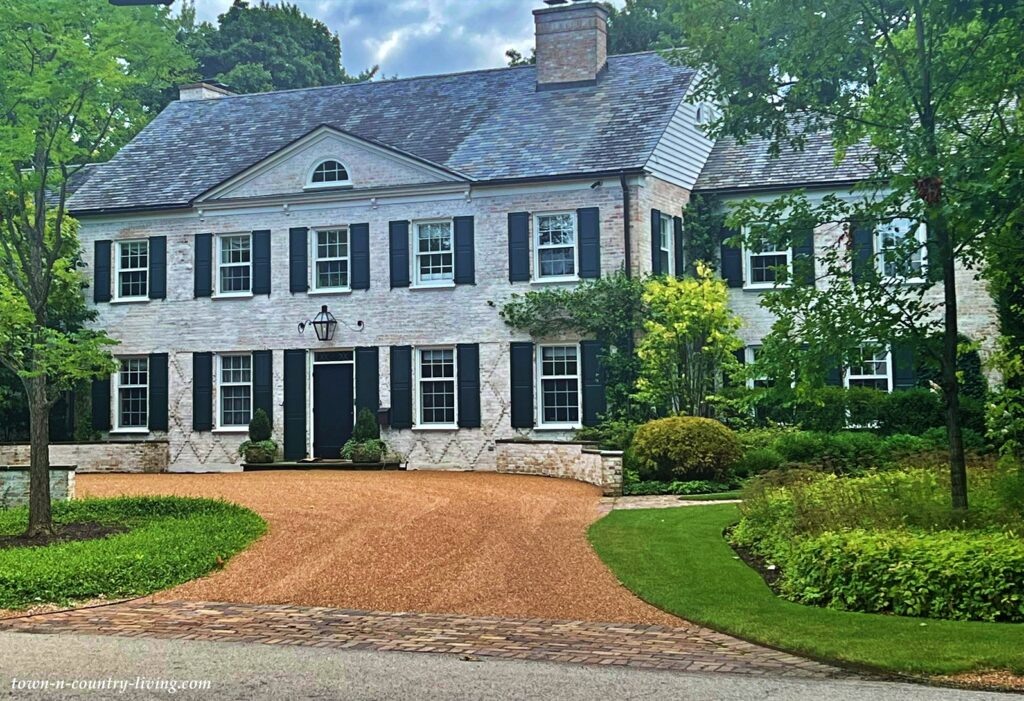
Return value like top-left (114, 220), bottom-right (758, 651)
top-left (619, 171), bottom-right (632, 278)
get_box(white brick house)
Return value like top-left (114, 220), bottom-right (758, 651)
top-left (68, 0), bottom-right (996, 473)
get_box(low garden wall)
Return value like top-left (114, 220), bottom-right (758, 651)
top-left (0, 465), bottom-right (75, 508)
top-left (494, 439), bottom-right (623, 496)
top-left (0, 441), bottom-right (169, 474)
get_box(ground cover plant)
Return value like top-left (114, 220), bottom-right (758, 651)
top-left (0, 497), bottom-right (265, 609)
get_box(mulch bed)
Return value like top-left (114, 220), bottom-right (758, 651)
top-left (0, 522), bottom-right (127, 550)
top-left (724, 526), bottom-right (784, 592)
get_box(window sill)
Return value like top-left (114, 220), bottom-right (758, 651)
top-left (530, 276), bottom-right (579, 286)
top-left (410, 282), bottom-right (456, 291)
top-left (742, 283), bottom-right (789, 291)
top-left (212, 293), bottom-right (254, 300)
top-left (304, 183), bottom-right (353, 191)
top-left (212, 427), bottom-right (250, 434)
top-left (110, 298), bottom-right (150, 305)
top-left (308, 288), bottom-right (352, 296)
top-left (109, 428), bottom-right (150, 435)
top-left (534, 424), bottom-right (582, 432)
top-left (412, 425), bottom-right (458, 432)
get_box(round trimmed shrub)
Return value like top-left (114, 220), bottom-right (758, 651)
top-left (734, 447), bottom-right (784, 477)
top-left (632, 416), bottom-right (742, 482)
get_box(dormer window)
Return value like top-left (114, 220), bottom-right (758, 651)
top-left (307, 159), bottom-right (351, 189)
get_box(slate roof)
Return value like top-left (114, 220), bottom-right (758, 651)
top-left (69, 53), bottom-right (697, 214)
top-left (694, 130), bottom-right (877, 192)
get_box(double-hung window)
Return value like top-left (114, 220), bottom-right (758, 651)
top-left (744, 228), bottom-right (791, 289)
top-left (416, 348), bottom-right (456, 427)
top-left (312, 228), bottom-right (350, 291)
top-left (535, 213), bottom-right (577, 280)
top-left (114, 357), bottom-right (149, 430)
top-left (659, 212), bottom-right (674, 274)
top-left (115, 240), bottom-right (148, 300)
top-left (744, 346), bottom-right (772, 389)
top-left (218, 354), bottom-right (252, 428)
top-left (413, 221), bottom-right (454, 286)
top-left (216, 234), bottom-right (252, 295)
top-left (538, 345), bottom-right (581, 428)
top-left (877, 218), bottom-right (926, 282)
top-left (846, 345), bottom-right (892, 391)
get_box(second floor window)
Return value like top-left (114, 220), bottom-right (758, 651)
top-left (877, 219), bottom-right (926, 282)
top-left (535, 213), bottom-right (577, 280)
top-left (659, 212), bottom-right (674, 275)
top-left (115, 357), bottom-right (149, 430)
top-left (217, 234), bottom-right (251, 295)
top-left (414, 221), bottom-right (454, 286)
top-left (744, 230), bottom-right (791, 289)
top-left (116, 240), bottom-right (148, 300)
top-left (313, 228), bottom-right (350, 291)
top-left (218, 354), bottom-right (252, 427)
top-left (416, 348), bottom-right (456, 426)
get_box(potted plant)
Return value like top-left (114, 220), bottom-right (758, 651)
top-left (239, 408), bottom-right (278, 464)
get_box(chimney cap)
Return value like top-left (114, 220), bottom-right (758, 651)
top-left (543, 0), bottom-right (570, 4)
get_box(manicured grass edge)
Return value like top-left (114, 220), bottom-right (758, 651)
top-left (588, 504), bottom-right (1024, 677)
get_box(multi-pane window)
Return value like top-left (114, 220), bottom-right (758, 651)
top-left (310, 159), bottom-right (350, 186)
top-left (877, 219), bottom-right (926, 281)
top-left (535, 213), bottom-right (577, 279)
top-left (217, 234), bottom-right (252, 295)
top-left (417, 348), bottom-right (456, 426)
top-left (744, 346), bottom-right (772, 389)
top-left (115, 357), bottom-right (149, 429)
top-left (659, 213), bottom-right (673, 274)
top-left (313, 228), bottom-right (350, 290)
top-left (744, 232), bottom-right (791, 288)
top-left (538, 345), bottom-right (580, 427)
top-left (846, 346), bottom-right (891, 391)
top-left (218, 354), bottom-right (252, 427)
top-left (414, 221), bottom-right (454, 285)
top-left (115, 240), bottom-right (148, 300)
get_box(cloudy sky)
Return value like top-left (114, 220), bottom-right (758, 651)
top-left (190, 0), bottom-right (625, 78)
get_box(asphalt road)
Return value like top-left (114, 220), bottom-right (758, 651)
top-left (0, 632), bottom-right (1011, 701)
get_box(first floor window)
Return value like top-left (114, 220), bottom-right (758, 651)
top-left (538, 345), bottom-right (580, 426)
top-left (417, 348), bottom-right (456, 425)
top-left (217, 234), bottom-right (251, 294)
top-left (659, 212), bottom-right (674, 274)
top-left (313, 228), bottom-right (350, 290)
top-left (846, 346), bottom-right (891, 391)
top-left (414, 221), bottom-right (454, 285)
top-left (877, 218), bottom-right (926, 281)
top-left (219, 354), bottom-right (252, 427)
top-left (116, 357), bottom-right (149, 429)
top-left (745, 346), bottom-right (771, 389)
top-left (116, 240), bottom-right (148, 299)
top-left (535, 212), bottom-right (577, 279)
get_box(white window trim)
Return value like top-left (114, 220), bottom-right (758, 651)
top-left (411, 219), bottom-right (456, 289)
top-left (844, 345), bottom-right (894, 392)
top-left (742, 225), bottom-right (792, 290)
top-left (111, 356), bottom-right (150, 433)
top-left (310, 226), bottom-right (352, 293)
top-left (536, 342), bottom-right (583, 430)
top-left (215, 353), bottom-right (253, 431)
top-left (533, 211), bottom-right (580, 283)
top-left (413, 346), bottom-right (458, 430)
top-left (875, 219), bottom-right (928, 285)
top-left (113, 239), bottom-right (149, 303)
top-left (744, 346), bottom-right (767, 390)
top-left (305, 158), bottom-right (353, 190)
top-left (214, 233), bottom-right (253, 298)
top-left (659, 212), bottom-right (674, 275)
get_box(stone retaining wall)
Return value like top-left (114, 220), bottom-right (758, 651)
top-left (494, 440), bottom-right (623, 496)
top-left (0, 442), bottom-right (169, 474)
top-left (0, 466), bottom-right (75, 508)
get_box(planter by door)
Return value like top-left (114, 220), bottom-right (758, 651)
top-left (313, 363), bottom-right (354, 459)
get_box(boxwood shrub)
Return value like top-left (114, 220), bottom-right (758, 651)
top-left (632, 416), bottom-right (742, 482)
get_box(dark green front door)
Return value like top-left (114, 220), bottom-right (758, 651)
top-left (313, 363), bottom-right (353, 459)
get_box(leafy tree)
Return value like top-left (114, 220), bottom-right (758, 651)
top-left (182, 0), bottom-right (376, 93)
top-left (634, 263), bottom-right (743, 416)
top-left (670, 0), bottom-right (1024, 510)
top-left (0, 0), bottom-right (192, 536)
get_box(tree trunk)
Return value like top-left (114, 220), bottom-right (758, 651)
top-left (24, 374), bottom-right (55, 537)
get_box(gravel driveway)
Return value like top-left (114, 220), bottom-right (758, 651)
top-left (79, 471), bottom-right (679, 625)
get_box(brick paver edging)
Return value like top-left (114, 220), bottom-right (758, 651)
top-left (0, 600), bottom-right (850, 679)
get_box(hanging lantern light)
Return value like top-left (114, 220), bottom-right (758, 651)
top-left (310, 305), bottom-right (337, 342)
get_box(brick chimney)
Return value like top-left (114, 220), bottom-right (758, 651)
top-left (178, 82), bottom-right (234, 101)
top-left (534, 0), bottom-right (609, 90)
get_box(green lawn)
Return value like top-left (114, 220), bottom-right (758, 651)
top-left (589, 504), bottom-right (1024, 676)
top-left (677, 490), bottom-right (742, 501)
top-left (0, 497), bottom-right (266, 610)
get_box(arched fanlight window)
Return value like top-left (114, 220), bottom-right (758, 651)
top-left (308, 159), bottom-right (351, 187)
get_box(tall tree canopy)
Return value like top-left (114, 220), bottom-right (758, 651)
top-left (180, 0), bottom-right (376, 94)
top-left (668, 0), bottom-right (1024, 509)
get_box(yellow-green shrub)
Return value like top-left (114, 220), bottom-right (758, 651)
top-left (632, 416), bottom-right (741, 482)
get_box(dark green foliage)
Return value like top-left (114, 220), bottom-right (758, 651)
top-left (574, 420), bottom-right (638, 450)
top-left (240, 439), bottom-right (277, 464)
top-left (680, 193), bottom-right (724, 273)
top-left (733, 447), bottom-right (784, 477)
top-left (0, 497), bottom-right (265, 609)
top-left (632, 416), bottom-right (741, 482)
top-left (248, 408), bottom-right (272, 442)
top-left (341, 438), bottom-right (387, 463)
top-left (915, 335), bottom-right (989, 400)
top-left (352, 406), bottom-right (380, 442)
top-left (875, 389), bottom-right (945, 435)
top-left (622, 479), bottom-right (735, 496)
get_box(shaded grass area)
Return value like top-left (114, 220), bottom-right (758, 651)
top-left (589, 504), bottom-right (1024, 676)
top-left (0, 497), bottom-right (266, 610)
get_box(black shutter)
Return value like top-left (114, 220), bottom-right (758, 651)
top-left (289, 227), bottom-right (308, 293)
top-left (925, 224), bottom-right (944, 283)
top-left (350, 223), bottom-right (370, 290)
top-left (577, 207), bottom-right (601, 279)
top-left (457, 343), bottom-right (481, 428)
top-left (389, 221), bottom-right (410, 288)
top-left (508, 212), bottom-right (531, 282)
top-left (253, 350), bottom-right (273, 426)
top-left (724, 347), bottom-right (746, 388)
top-left (720, 228), bottom-right (743, 288)
top-left (148, 236), bottom-right (166, 300)
top-left (283, 349), bottom-right (307, 460)
top-left (509, 342), bottom-right (534, 428)
top-left (148, 353), bottom-right (168, 431)
top-left (355, 346), bottom-right (380, 413)
top-left (673, 216), bottom-right (685, 277)
top-left (91, 376), bottom-right (111, 431)
top-left (851, 221), bottom-right (875, 284)
top-left (650, 209), bottom-right (663, 274)
top-left (825, 356), bottom-right (843, 387)
top-left (580, 340), bottom-right (606, 427)
top-left (454, 216), bottom-right (476, 285)
top-left (94, 240), bottom-right (111, 303)
top-left (192, 352), bottom-right (213, 431)
top-left (194, 233), bottom-right (212, 298)
top-left (389, 346), bottom-right (413, 429)
top-left (792, 226), bottom-right (815, 287)
top-left (892, 342), bottom-right (917, 390)
top-left (252, 230), bottom-right (271, 295)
